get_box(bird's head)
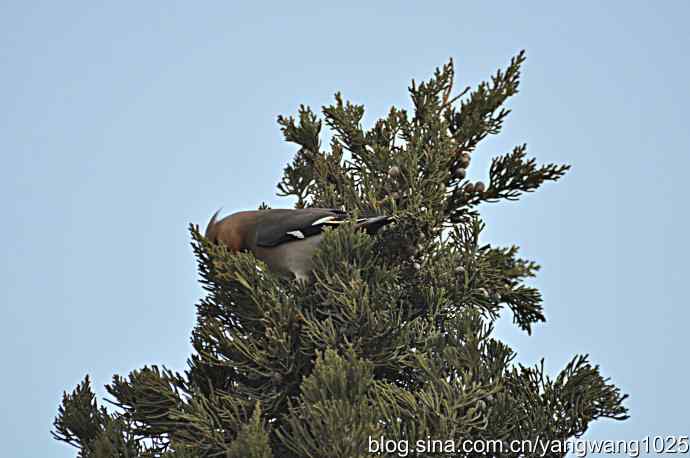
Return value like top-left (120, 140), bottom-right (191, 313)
top-left (204, 209), bottom-right (258, 253)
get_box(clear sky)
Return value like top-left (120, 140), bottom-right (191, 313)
top-left (2, 1), bottom-right (688, 456)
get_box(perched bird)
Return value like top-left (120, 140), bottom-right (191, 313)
top-left (205, 208), bottom-right (394, 282)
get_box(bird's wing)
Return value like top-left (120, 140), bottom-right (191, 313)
top-left (255, 208), bottom-right (350, 247)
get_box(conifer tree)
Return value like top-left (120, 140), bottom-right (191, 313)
top-left (54, 51), bottom-right (629, 457)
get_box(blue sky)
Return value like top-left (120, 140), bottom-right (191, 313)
top-left (2, 1), bottom-right (688, 456)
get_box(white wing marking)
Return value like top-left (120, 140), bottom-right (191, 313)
top-left (286, 230), bottom-right (305, 239)
top-left (311, 216), bottom-right (336, 226)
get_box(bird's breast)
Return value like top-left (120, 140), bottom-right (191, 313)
top-left (253, 233), bottom-right (324, 281)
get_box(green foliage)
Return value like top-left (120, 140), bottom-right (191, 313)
top-left (54, 52), bottom-right (628, 457)
top-left (52, 376), bottom-right (144, 457)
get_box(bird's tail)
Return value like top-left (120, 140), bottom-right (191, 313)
top-left (205, 208), bottom-right (222, 242)
top-left (357, 215), bottom-right (395, 235)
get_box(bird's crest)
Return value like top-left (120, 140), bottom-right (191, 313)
top-left (205, 208), bottom-right (223, 242)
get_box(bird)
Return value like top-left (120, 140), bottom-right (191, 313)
top-left (204, 208), bottom-right (394, 282)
